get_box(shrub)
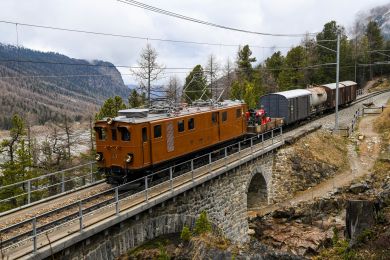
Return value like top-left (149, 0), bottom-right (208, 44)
top-left (180, 225), bottom-right (191, 242)
top-left (357, 228), bottom-right (374, 244)
top-left (157, 242), bottom-right (170, 260)
top-left (332, 226), bottom-right (339, 246)
top-left (194, 211), bottom-right (212, 235)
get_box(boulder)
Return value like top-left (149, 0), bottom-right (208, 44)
top-left (349, 182), bottom-right (370, 194)
top-left (272, 207), bottom-right (295, 219)
top-left (345, 200), bottom-right (378, 246)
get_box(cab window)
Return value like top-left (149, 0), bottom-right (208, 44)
top-left (212, 112), bottom-right (218, 123)
top-left (142, 127), bottom-right (147, 142)
top-left (154, 125), bottom-right (162, 138)
top-left (118, 127), bottom-right (130, 141)
top-left (188, 118), bottom-right (195, 130)
top-left (222, 111), bottom-right (228, 122)
top-left (111, 129), bottom-right (117, 141)
top-left (94, 127), bottom-right (106, 140)
top-left (178, 120), bottom-right (185, 132)
top-left (236, 109), bottom-right (241, 118)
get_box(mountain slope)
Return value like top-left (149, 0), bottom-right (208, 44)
top-left (0, 44), bottom-right (128, 129)
top-left (358, 3), bottom-right (390, 40)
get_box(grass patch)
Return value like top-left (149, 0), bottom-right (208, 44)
top-left (294, 130), bottom-right (349, 171)
top-left (373, 99), bottom-right (390, 135)
top-left (127, 236), bottom-right (172, 258)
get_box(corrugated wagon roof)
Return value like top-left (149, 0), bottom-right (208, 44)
top-left (340, 80), bottom-right (357, 86)
top-left (321, 81), bottom-right (357, 89)
top-left (272, 89), bottom-right (312, 99)
top-left (321, 83), bottom-right (345, 89)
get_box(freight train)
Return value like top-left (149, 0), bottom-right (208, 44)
top-left (259, 81), bottom-right (357, 124)
top-left (95, 80), bottom-right (357, 184)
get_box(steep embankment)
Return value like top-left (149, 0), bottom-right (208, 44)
top-left (0, 44), bottom-right (128, 129)
top-left (270, 131), bottom-right (349, 204)
top-left (250, 101), bottom-right (390, 259)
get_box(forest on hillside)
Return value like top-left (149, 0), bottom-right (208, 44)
top-left (0, 44), bottom-right (128, 129)
top-left (177, 19), bottom-right (390, 108)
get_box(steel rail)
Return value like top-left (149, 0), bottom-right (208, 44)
top-left (0, 128), bottom-right (282, 251)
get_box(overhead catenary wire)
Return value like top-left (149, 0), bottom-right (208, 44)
top-left (0, 20), bottom-right (292, 49)
top-left (117, 0), bottom-right (318, 37)
top-left (1, 62), bottom-right (387, 80)
top-left (0, 57), bottom-right (338, 72)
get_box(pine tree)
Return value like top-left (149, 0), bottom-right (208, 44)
top-left (183, 65), bottom-right (209, 103)
top-left (0, 115), bottom-right (36, 209)
top-left (236, 45), bottom-right (256, 81)
top-left (278, 46), bottom-right (307, 90)
top-left (194, 211), bottom-right (212, 235)
top-left (265, 51), bottom-right (285, 81)
top-left (128, 89), bottom-right (144, 108)
top-left (314, 21), bottom-right (345, 83)
top-left (366, 21), bottom-right (384, 79)
top-left (96, 96), bottom-right (126, 120)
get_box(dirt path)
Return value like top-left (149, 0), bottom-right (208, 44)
top-left (364, 79), bottom-right (377, 92)
top-left (249, 115), bottom-right (381, 217)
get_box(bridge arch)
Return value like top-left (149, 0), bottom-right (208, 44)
top-left (246, 165), bottom-right (272, 210)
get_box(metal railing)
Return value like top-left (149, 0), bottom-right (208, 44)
top-left (348, 108), bottom-right (362, 136)
top-left (0, 162), bottom-right (101, 212)
top-left (356, 88), bottom-right (367, 96)
top-left (1, 128), bottom-right (283, 258)
top-left (362, 105), bottom-right (387, 115)
top-left (337, 105), bottom-right (387, 137)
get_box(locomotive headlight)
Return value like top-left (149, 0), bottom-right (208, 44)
top-left (95, 153), bottom-right (103, 161)
top-left (126, 153), bottom-right (133, 163)
top-left (107, 117), bottom-right (113, 125)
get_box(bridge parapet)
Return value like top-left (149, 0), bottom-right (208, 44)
top-left (3, 128), bottom-right (282, 260)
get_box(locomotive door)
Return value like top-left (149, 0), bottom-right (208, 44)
top-left (141, 126), bottom-right (151, 166)
top-left (211, 111), bottom-right (220, 142)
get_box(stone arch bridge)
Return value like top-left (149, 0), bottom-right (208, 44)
top-left (50, 152), bottom-right (275, 260)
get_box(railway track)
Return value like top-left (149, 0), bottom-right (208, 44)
top-left (1, 127), bottom-right (283, 258)
top-left (1, 88), bottom-right (389, 258)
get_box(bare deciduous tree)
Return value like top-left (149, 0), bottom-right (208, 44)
top-left (131, 43), bottom-right (165, 107)
top-left (205, 54), bottom-right (220, 100)
top-left (165, 75), bottom-right (181, 104)
top-left (221, 57), bottom-right (235, 100)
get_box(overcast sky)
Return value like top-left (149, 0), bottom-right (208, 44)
top-left (0, 0), bottom-right (389, 85)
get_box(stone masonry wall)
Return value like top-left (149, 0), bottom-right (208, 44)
top-left (271, 145), bottom-right (338, 203)
top-left (52, 153), bottom-right (274, 260)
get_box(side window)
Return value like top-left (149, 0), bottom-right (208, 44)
top-left (119, 127), bottom-right (130, 141)
top-left (94, 127), bottom-right (106, 140)
top-left (222, 111), bottom-right (227, 122)
top-left (111, 129), bottom-right (117, 141)
top-left (188, 118), bottom-right (195, 130)
top-left (212, 112), bottom-right (218, 123)
top-left (142, 127), bottom-right (147, 142)
top-left (177, 120), bottom-right (185, 132)
top-left (154, 125), bottom-right (162, 138)
top-left (236, 109), bottom-right (241, 118)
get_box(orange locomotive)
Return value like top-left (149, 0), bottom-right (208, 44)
top-left (94, 101), bottom-right (248, 184)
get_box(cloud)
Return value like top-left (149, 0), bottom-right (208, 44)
top-left (0, 0), bottom-right (388, 84)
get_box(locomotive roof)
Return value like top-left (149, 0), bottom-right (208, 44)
top-left (106, 100), bottom-right (244, 124)
top-left (269, 89), bottom-right (312, 99)
top-left (321, 81), bottom-right (357, 89)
